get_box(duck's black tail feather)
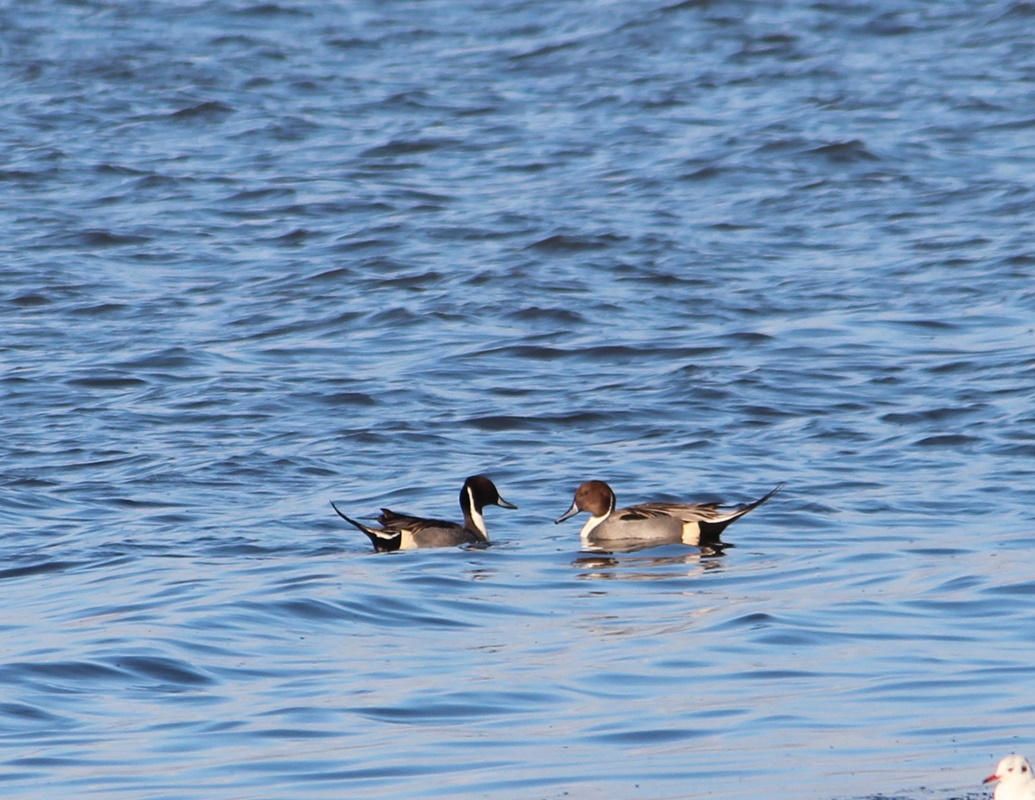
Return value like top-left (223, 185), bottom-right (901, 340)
top-left (330, 502), bottom-right (401, 552)
top-left (698, 484), bottom-right (782, 545)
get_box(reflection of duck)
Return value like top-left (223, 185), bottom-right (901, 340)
top-left (331, 475), bottom-right (516, 552)
top-left (572, 548), bottom-right (727, 581)
top-left (555, 480), bottom-right (779, 550)
top-left (984, 755), bottom-right (1035, 800)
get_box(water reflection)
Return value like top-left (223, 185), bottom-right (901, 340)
top-left (572, 545), bottom-right (727, 581)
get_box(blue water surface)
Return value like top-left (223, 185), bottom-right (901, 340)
top-left (3, 1), bottom-right (1035, 798)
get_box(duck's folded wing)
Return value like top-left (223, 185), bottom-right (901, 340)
top-left (377, 509), bottom-right (453, 531)
top-left (631, 502), bottom-right (722, 521)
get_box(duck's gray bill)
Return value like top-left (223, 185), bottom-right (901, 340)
top-left (554, 500), bottom-right (579, 524)
top-left (497, 497), bottom-right (518, 510)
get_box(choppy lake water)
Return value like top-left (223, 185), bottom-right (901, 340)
top-left (3, 1), bottom-right (1035, 798)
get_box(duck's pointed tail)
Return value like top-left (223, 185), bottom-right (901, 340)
top-left (330, 502), bottom-right (402, 552)
top-left (698, 484), bottom-right (782, 544)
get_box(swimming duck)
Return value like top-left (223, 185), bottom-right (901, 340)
top-left (985, 755), bottom-right (1035, 800)
top-left (555, 480), bottom-right (778, 550)
top-left (331, 475), bottom-right (517, 552)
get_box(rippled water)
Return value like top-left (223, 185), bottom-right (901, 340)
top-left (3, 1), bottom-right (1035, 798)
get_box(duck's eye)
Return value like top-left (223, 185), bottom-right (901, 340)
top-left (1024, 766), bottom-right (1029, 774)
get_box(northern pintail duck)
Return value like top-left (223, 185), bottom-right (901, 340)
top-left (555, 480), bottom-right (779, 549)
top-left (331, 475), bottom-right (517, 552)
top-left (985, 755), bottom-right (1035, 800)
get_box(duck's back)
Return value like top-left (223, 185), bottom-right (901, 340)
top-left (377, 509), bottom-right (482, 548)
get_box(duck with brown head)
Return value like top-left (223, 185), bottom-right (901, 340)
top-left (555, 480), bottom-right (779, 551)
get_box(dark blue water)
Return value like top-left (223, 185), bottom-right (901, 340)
top-left (3, 1), bottom-right (1035, 797)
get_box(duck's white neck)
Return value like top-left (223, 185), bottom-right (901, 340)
top-left (464, 485), bottom-right (488, 537)
top-left (579, 513), bottom-right (608, 539)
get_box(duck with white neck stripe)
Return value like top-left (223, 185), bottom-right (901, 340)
top-left (332, 475), bottom-right (516, 552)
